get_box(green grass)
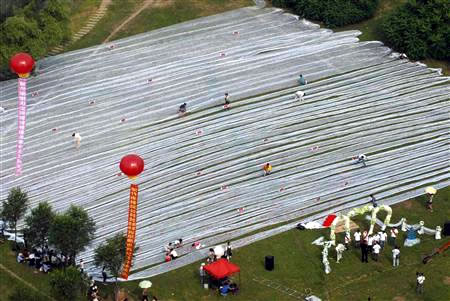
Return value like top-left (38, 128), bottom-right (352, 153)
top-left (92, 187), bottom-right (449, 301)
top-left (112, 0), bottom-right (254, 41)
top-left (67, 0), bottom-right (145, 51)
top-left (0, 243), bottom-right (53, 300)
top-left (1, 190), bottom-right (448, 301)
top-left (70, 0), bottom-right (102, 35)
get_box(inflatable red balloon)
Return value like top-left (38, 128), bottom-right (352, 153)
top-left (119, 154), bottom-right (144, 279)
top-left (10, 53), bottom-right (35, 78)
top-left (120, 154), bottom-right (144, 179)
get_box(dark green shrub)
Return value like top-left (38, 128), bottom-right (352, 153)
top-left (271, 0), bottom-right (380, 28)
top-left (379, 0), bottom-right (449, 60)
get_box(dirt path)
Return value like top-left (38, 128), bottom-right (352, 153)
top-left (0, 263), bottom-right (55, 300)
top-left (103, 0), bottom-right (155, 43)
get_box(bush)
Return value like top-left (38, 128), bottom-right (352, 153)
top-left (379, 0), bottom-right (449, 61)
top-left (0, 0), bottom-right (71, 81)
top-left (271, 0), bottom-right (380, 28)
top-left (49, 266), bottom-right (89, 300)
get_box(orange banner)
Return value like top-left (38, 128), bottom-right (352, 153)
top-left (120, 184), bottom-right (138, 279)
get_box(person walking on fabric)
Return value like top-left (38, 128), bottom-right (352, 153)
top-left (72, 132), bottom-right (82, 149)
top-left (294, 90), bottom-right (305, 102)
top-left (263, 163), bottom-right (272, 176)
top-left (354, 154), bottom-right (367, 167)
top-left (369, 194), bottom-right (378, 207)
top-left (224, 93), bottom-right (231, 110)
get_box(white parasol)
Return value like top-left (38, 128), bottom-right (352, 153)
top-left (425, 187), bottom-right (437, 195)
top-left (139, 280), bottom-right (152, 289)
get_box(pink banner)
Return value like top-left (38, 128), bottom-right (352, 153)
top-left (16, 78), bottom-right (27, 176)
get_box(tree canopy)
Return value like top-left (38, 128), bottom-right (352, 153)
top-left (0, 0), bottom-right (71, 80)
top-left (272, 0), bottom-right (380, 28)
top-left (48, 204), bottom-right (96, 260)
top-left (24, 201), bottom-right (55, 249)
top-left (1, 187), bottom-right (29, 247)
top-left (49, 266), bottom-right (88, 300)
top-left (379, 0), bottom-right (449, 60)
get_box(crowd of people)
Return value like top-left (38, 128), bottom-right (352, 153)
top-left (16, 245), bottom-right (74, 273)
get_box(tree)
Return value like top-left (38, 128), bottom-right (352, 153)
top-left (94, 232), bottom-right (127, 298)
top-left (48, 205), bottom-right (96, 263)
top-left (24, 201), bottom-right (55, 249)
top-left (379, 0), bottom-right (449, 60)
top-left (49, 266), bottom-right (88, 300)
top-left (1, 187), bottom-right (29, 249)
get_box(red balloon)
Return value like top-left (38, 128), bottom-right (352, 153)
top-left (120, 154), bottom-right (144, 178)
top-left (10, 53), bottom-right (35, 75)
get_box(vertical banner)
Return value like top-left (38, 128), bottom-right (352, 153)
top-left (120, 183), bottom-right (138, 279)
top-left (15, 78), bottom-right (27, 176)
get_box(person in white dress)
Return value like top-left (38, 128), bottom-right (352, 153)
top-left (72, 132), bottom-right (82, 149)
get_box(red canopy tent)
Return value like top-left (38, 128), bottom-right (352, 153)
top-left (204, 258), bottom-right (240, 279)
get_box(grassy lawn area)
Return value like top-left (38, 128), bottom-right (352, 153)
top-left (103, 187), bottom-right (449, 301)
top-left (0, 243), bottom-right (53, 300)
top-left (112, 0), bottom-right (254, 41)
top-left (67, 0), bottom-right (253, 51)
top-left (68, 0), bottom-right (146, 51)
top-left (2, 189), bottom-right (447, 300)
top-left (70, 0), bottom-right (102, 35)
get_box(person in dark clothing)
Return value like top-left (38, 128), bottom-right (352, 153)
top-left (179, 103), bottom-right (187, 113)
top-left (102, 266), bottom-right (107, 283)
top-left (370, 194), bottom-right (378, 207)
top-left (360, 236), bottom-right (369, 263)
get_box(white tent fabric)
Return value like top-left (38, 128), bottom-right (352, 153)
top-left (0, 5), bottom-right (448, 280)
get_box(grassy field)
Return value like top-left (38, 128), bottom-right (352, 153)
top-left (3, 188), bottom-right (447, 301)
top-left (67, 0), bottom-right (253, 51)
top-left (112, 0), bottom-right (254, 41)
top-left (70, 0), bottom-right (102, 35)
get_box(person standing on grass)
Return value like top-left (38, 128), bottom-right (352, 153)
top-left (416, 272), bottom-right (425, 294)
top-left (354, 229), bottom-right (361, 248)
top-left (199, 263), bottom-right (206, 285)
top-left (336, 243), bottom-right (346, 263)
top-left (390, 228), bottom-right (399, 246)
top-left (392, 246), bottom-right (400, 267)
top-left (263, 163), bottom-right (272, 176)
top-left (344, 232), bottom-right (351, 249)
top-left (372, 242), bottom-right (381, 261)
top-left (367, 234), bottom-right (374, 255)
top-left (426, 193), bottom-right (434, 212)
top-left (379, 230), bottom-right (387, 249)
top-left (360, 232), bottom-right (369, 263)
top-left (226, 241), bottom-right (232, 260)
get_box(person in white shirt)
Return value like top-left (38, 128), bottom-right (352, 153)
top-left (335, 243), bottom-right (346, 263)
top-left (294, 91), bottom-right (305, 102)
top-left (367, 235), bottom-right (374, 254)
top-left (390, 228), bottom-right (399, 246)
top-left (354, 229), bottom-right (361, 248)
top-left (416, 272), bottom-right (425, 294)
top-left (169, 249), bottom-right (178, 259)
top-left (373, 233), bottom-right (380, 245)
top-left (392, 246), bottom-right (400, 267)
top-left (379, 230), bottom-right (387, 249)
top-left (344, 233), bottom-right (351, 249)
top-left (72, 132), bottom-right (82, 149)
top-left (372, 242), bottom-right (381, 261)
